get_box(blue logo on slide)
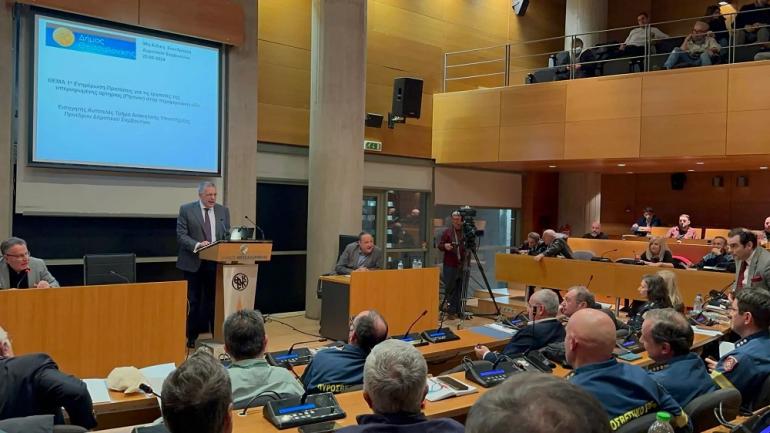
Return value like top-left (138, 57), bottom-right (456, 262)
top-left (46, 24), bottom-right (136, 60)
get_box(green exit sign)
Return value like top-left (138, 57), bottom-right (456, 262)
top-left (364, 140), bottom-right (382, 152)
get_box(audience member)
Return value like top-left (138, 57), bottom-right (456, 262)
top-left (534, 229), bottom-right (574, 262)
top-left (666, 214), bottom-right (700, 240)
top-left (759, 216), bottom-right (770, 246)
top-left (223, 310), bottom-right (303, 407)
top-left (663, 21), bottom-right (720, 69)
top-left (336, 232), bottom-right (383, 275)
top-left (475, 289), bottom-right (565, 362)
top-left (705, 4), bottom-right (729, 47)
top-left (727, 228), bottom-right (770, 293)
top-left (161, 350), bottom-right (232, 433)
top-left (692, 235), bottom-right (735, 272)
top-left (618, 12), bottom-right (669, 58)
top-left (566, 309), bottom-right (689, 431)
top-left (640, 236), bottom-right (675, 267)
top-left (0, 326), bottom-right (96, 429)
top-left (437, 211), bottom-right (466, 316)
top-left (582, 221), bottom-right (609, 239)
top-left (337, 340), bottom-right (464, 433)
top-left (521, 232), bottom-right (546, 255)
top-left (642, 309), bottom-right (717, 407)
top-left (465, 373), bottom-right (611, 433)
top-left (628, 274), bottom-right (674, 332)
top-left (557, 37), bottom-right (599, 79)
top-left (559, 286), bottom-right (625, 330)
top-left (302, 310), bottom-right (388, 393)
top-left (735, 0), bottom-right (770, 47)
top-left (631, 206), bottom-right (662, 235)
top-left (707, 289), bottom-right (770, 409)
top-left (0, 237), bottom-right (59, 289)
top-left (657, 270), bottom-right (685, 313)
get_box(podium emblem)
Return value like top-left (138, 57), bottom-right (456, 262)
top-left (232, 273), bottom-right (249, 291)
top-left (240, 244), bottom-right (249, 255)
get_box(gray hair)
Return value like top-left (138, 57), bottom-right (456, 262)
top-left (569, 286), bottom-right (596, 307)
top-left (1, 237), bottom-right (26, 255)
top-left (527, 232), bottom-right (541, 241)
top-left (0, 326), bottom-right (8, 345)
top-left (197, 181), bottom-right (216, 194)
top-left (223, 309), bottom-right (266, 360)
top-left (161, 350), bottom-right (232, 433)
top-left (644, 309), bottom-right (693, 357)
top-left (466, 373), bottom-right (610, 433)
top-left (542, 229), bottom-right (556, 237)
top-left (531, 289), bottom-right (560, 316)
top-left (363, 339), bottom-right (427, 414)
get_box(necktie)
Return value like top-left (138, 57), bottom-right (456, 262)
top-left (203, 208), bottom-right (212, 242)
top-left (737, 260), bottom-right (748, 291)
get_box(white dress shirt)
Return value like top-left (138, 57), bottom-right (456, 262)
top-left (625, 26), bottom-right (669, 47)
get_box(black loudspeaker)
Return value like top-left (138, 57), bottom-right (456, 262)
top-left (671, 173), bottom-right (687, 190)
top-left (392, 77), bottom-right (423, 118)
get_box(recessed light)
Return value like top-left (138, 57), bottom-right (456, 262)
top-left (696, 162), bottom-right (704, 165)
top-left (761, 166), bottom-right (768, 170)
top-left (617, 163), bottom-right (626, 167)
top-left (548, 165), bottom-right (557, 168)
top-left (626, 171), bottom-right (634, 174)
top-left (718, 1), bottom-right (729, 5)
top-left (688, 169), bottom-right (695, 172)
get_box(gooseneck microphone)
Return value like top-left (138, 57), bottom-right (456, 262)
top-left (586, 274), bottom-right (594, 289)
top-left (403, 310), bottom-right (428, 339)
top-left (16, 268), bottom-right (30, 289)
top-left (109, 270), bottom-right (130, 283)
top-left (599, 249), bottom-right (618, 260)
top-left (218, 218), bottom-right (230, 241)
top-left (139, 383), bottom-right (162, 399)
top-left (245, 215), bottom-right (266, 240)
top-left (287, 338), bottom-right (326, 355)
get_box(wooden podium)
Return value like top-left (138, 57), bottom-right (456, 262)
top-left (198, 240), bottom-right (273, 342)
top-left (318, 268), bottom-right (439, 342)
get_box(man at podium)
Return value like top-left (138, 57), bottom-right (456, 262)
top-left (335, 232), bottom-right (383, 275)
top-left (0, 237), bottom-right (59, 289)
top-left (176, 181), bottom-right (231, 348)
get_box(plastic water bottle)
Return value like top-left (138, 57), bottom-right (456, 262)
top-left (693, 293), bottom-right (704, 314)
top-left (411, 258), bottom-right (417, 269)
top-left (415, 259), bottom-right (423, 269)
top-left (397, 260), bottom-right (404, 270)
top-left (647, 412), bottom-right (674, 433)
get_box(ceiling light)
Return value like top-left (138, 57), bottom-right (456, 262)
top-left (688, 169), bottom-right (695, 172)
top-left (617, 163), bottom-right (626, 167)
top-left (718, 1), bottom-right (729, 5)
top-left (761, 166), bottom-right (768, 170)
top-left (696, 162), bottom-right (704, 165)
top-left (626, 171), bottom-right (634, 174)
top-left (548, 165), bottom-right (557, 168)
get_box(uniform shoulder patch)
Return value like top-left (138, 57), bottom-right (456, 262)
top-left (723, 356), bottom-right (739, 372)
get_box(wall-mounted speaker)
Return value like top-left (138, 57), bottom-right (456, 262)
top-left (737, 175), bottom-right (749, 187)
top-left (671, 173), bottom-right (686, 190)
top-left (391, 77), bottom-right (423, 119)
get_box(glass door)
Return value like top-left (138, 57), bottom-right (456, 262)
top-left (362, 194), bottom-right (379, 242)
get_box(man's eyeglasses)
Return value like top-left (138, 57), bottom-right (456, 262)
top-left (4, 252), bottom-right (30, 259)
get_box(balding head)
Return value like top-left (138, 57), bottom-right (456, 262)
top-left (349, 310), bottom-right (389, 353)
top-left (542, 229), bottom-right (557, 244)
top-left (565, 309), bottom-right (616, 368)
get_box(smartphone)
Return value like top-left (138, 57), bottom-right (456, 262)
top-left (437, 376), bottom-right (469, 391)
top-left (618, 352), bottom-right (642, 361)
top-left (298, 422), bottom-right (341, 433)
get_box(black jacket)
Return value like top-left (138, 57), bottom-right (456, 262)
top-left (0, 353), bottom-right (96, 429)
top-left (484, 318), bottom-right (566, 362)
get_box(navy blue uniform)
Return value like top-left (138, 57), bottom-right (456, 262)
top-left (337, 413), bottom-right (465, 433)
top-left (301, 344), bottom-right (367, 393)
top-left (711, 330), bottom-right (770, 409)
top-left (648, 352), bottom-right (717, 407)
top-left (569, 358), bottom-right (689, 431)
top-left (483, 318), bottom-right (565, 363)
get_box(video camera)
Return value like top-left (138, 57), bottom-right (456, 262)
top-left (456, 206), bottom-right (481, 247)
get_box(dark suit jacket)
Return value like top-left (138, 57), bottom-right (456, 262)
top-left (542, 237), bottom-right (574, 259)
top-left (0, 257), bottom-right (59, 289)
top-left (483, 318), bottom-right (566, 362)
top-left (734, 247), bottom-right (770, 293)
top-left (0, 353), bottom-right (96, 429)
top-left (176, 201), bottom-right (231, 273)
top-left (335, 242), bottom-right (383, 275)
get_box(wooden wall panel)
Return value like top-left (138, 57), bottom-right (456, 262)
top-left (433, 127), bottom-right (499, 163)
top-left (642, 68), bottom-right (728, 117)
top-left (500, 83), bottom-right (566, 126)
top-left (728, 62), bottom-right (770, 112)
top-left (17, 0), bottom-right (139, 24)
top-left (139, 0), bottom-right (244, 45)
top-left (257, 0), bottom-right (311, 50)
top-left (258, 103), bottom-right (309, 146)
top-left (565, 117), bottom-right (641, 159)
top-left (641, 112), bottom-right (726, 157)
top-left (566, 75), bottom-right (642, 121)
top-left (499, 124), bottom-right (565, 161)
top-left (433, 90), bottom-right (500, 130)
top-left (727, 110), bottom-right (770, 155)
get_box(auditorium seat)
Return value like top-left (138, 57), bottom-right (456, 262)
top-left (572, 250), bottom-right (595, 261)
top-left (614, 413), bottom-right (657, 433)
top-left (684, 388), bottom-right (741, 432)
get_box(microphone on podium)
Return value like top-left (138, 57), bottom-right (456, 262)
top-left (16, 268), bottom-right (30, 289)
top-left (109, 270), bottom-right (130, 284)
top-left (391, 309), bottom-right (429, 347)
top-left (245, 215), bottom-right (266, 240)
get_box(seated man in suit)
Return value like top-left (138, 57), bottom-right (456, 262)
top-left (0, 326), bottom-right (96, 429)
top-left (302, 310), bottom-right (388, 394)
top-left (533, 229), bottom-right (574, 262)
top-left (560, 286), bottom-right (625, 330)
top-left (162, 350), bottom-right (232, 433)
top-left (641, 309), bottom-right (716, 407)
top-left (631, 206), bottom-right (662, 236)
top-left (707, 288), bottom-right (770, 409)
top-left (0, 237), bottom-right (58, 289)
top-left (566, 309), bottom-right (689, 432)
top-left (466, 373), bottom-right (610, 433)
top-left (223, 309), bottom-right (303, 407)
top-left (666, 214), bottom-right (700, 240)
top-left (691, 235), bottom-right (735, 272)
top-left (475, 289), bottom-right (565, 362)
top-left (335, 232), bottom-right (383, 275)
top-left (337, 339), bottom-right (464, 433)
top-left (727, 228), bottom-right (770, 293)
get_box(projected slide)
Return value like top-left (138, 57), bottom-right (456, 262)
top-left (33, 15), bottom-right (221, 173)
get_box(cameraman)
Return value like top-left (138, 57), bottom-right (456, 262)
top-left (438, 211), bottom-right (466, 317)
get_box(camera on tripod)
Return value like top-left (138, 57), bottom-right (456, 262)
top-left (457, 206), bottom-right (481, 247)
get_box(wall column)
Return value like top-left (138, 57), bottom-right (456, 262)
top-left (565, 0), bottom-right (608, 49)
top-left (0, 3), bottom-right (12, 239)
top-left (558, 172), bottom-right (601, 237)
top-left (305, 0), bottom-right (366, 319)
top-left (224, 0), bottom-right (258, 224)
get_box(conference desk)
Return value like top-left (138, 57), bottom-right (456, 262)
top-left (0, 281), bottom-right (187, 378)
top-left (496, 253), bottom-right (734, 304)
top-left (567, 237), bottom-right (715, 263)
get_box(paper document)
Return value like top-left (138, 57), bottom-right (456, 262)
top-left (83, 379), bottom-right (111, 403)
top-left (426, 377), bottom-right (478, 402)
top-left (484, 323), bottom-right (518, 335)
top-left (719, 342), bottom-right (736, 358)
top-left (140, 363), bottom-right (176, 396)
top-left (692, 326), bottom-right (723, 337)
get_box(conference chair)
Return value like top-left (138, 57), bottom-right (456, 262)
top-left (83, 253), bottom-right (136, 285)
top-left (572, 250), bottom-right (595, 261)
top-left (684, 388), bottom-right (741, 432)
top-left (0, 415), bottom-right (87, 433)
top-left (749, 375), bottom-right (770, 411)
top-left (615, 413), bottom-right (657, 433)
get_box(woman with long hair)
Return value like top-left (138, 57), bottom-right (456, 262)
top-left (640, 236), bottom-right (674, 268)
top-left (628, 273), bottom-right (673, 332)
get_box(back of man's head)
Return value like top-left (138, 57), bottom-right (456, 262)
top-left (0, 326), bottom-right (12, 357)
top-left (162, 350), bottom-right (232, 433)
top-left (223, 309), bottom-right (266, 360)
top-left (466, 373), bottom-right (610, 433)
top-left (565, 309), bottom-right (616, 368)
top-left (737, 288), bottom-right (770, 330)
top-left (363, 339), bottom-right (427, 414)
top-left (531, 289), bottom-right (560, 318)
top-left (644, 308), bottom-right (693, 358)
top-left (571, 286), bottom-right (596, 308)
top-left (352, 310), bottom-right (388, 353)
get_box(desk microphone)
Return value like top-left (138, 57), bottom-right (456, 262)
top-left (282, 361), bottom-right (301, 380)
top-left (288, 338), bottom-right (326, 355)
top-left (16, 268), bottom-right (30, 289)
top-left (139, 383), bottom-right (162, 399)
top-left (586, 274), bottom-right (594, 289)
top-left (245, 215), bottom-right (266, 240)
top-left (218, 218), bottom-right (230, 240)
top-left (403, 310), bottom-right (427, 339)
top-left (109, 270), bottom-right (130, 284)
top-left (599, 249), bottom-right (618, 260)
